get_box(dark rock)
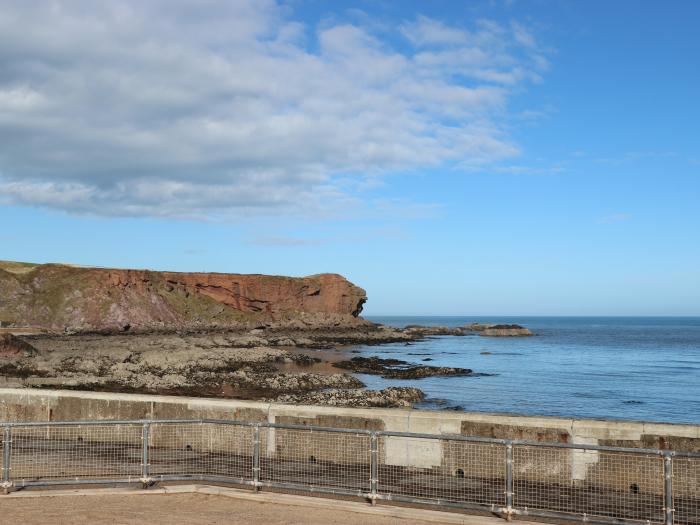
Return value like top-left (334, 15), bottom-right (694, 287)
top-left (461, 323), bottom-right (533, 336)
top-left (465, 323), bottom-right (490, 331)
top-left (333, 356), bottom-right (472, 379)
top-left (402, 325), bottom-right (466, 336)
top-left (282, 354), bottom-right (322, 366)
top-left (480, 324), bottom-right (533, 337)
top-left (0, 334), bottom-right (38, 357)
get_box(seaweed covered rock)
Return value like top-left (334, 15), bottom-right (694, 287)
top-left (0, 333), bottom-right (38, 357)
top-left (333, 356), bottom-right (472, 379)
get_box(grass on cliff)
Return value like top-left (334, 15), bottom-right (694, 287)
top-left (0, 260), bottom-right (39, 274)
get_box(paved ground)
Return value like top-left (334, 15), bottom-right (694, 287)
top-left (0, 487), bottom-right (501, 525)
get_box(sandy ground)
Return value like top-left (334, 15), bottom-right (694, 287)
top-left (0, 492), bottom-right (477, 525)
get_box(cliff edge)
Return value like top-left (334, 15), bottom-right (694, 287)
top-left (0, 261), bottom-right (367, 332)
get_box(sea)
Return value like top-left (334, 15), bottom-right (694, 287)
top-left (357, 316), bottom-right (700, 424)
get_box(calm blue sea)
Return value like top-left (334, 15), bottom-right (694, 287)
top-left (360, 316), bottom-right (700, 424)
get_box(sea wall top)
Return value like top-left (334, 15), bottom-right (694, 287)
top-left (0, 261), bottom-right (367, 332)
top-left (1, 388), bottom-right (699, 451)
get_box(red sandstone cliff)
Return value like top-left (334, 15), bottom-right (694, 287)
top-left (0, 261), bottom-right (367, 332)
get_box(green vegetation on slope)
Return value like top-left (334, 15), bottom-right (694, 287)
top-left (0, 260), bottom-right (39, 274)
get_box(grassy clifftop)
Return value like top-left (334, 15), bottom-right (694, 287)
top-left (0, 260), bottom-right (40, 274)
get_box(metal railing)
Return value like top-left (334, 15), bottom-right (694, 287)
top-left (1, 418), bottom-right (699, 525)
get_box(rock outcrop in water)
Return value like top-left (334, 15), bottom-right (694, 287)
top-left (0, 261), bottom-right (367, 332)
top-left (333, 356), bottom-right (473, 379)
top-left (403, 325), bottom-right (469, 336)
top-left (402, 323), bottom-right (533, 337)
top-left (479, 324), bottom-right (533, 337)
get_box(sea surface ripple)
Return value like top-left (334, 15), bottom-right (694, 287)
top-left (359, 316), bottom-right (700, 424)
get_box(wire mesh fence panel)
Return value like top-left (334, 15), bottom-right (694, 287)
top-left (259, 427), bottom-right (371, 492)
top-left (513, 445), bottom-right (665, 523)
top-left (673, 456), bottom-right (700, 525)
top-left (4, 417), bottom-right (697, 525)
top-left (10, 424), bottom-right (143, 482)
top-left (148, 422), bottom-right (254, 481)
top-left (376, 435), bottom-right (506, 507)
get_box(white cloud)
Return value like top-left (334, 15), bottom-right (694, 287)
top-left (0, 1), bottom-right (548, 219)
top-left (400, 15), bottom-right (470, 46)
top-left (511, 21), bottom-right (537, 48)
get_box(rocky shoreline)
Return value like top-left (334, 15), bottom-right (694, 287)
top-left (0, 260), bottom-right (535, 408)
top-left (0, 322), bottom-right (532, 408)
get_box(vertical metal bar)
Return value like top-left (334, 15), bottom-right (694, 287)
top-left (2, 426), bottom-right (11, 494)
top-left (141, 422), bottom-right (151, 488)
top-left (252, 424), bottom-right (261, 491)
top-left (663, 451), bottom-right (674, 525)
top-left (369, 432), bottom-right (378, 505)
top-left (504, 442), bottom-right (514, 521)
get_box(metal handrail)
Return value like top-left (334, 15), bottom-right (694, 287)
top-left (1, 417), bottom-right (696, 525)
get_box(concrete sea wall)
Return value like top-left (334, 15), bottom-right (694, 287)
top-left (1, 388), bottom-right (698, 496)
top-left (1, 388), bottom-right (698, 449)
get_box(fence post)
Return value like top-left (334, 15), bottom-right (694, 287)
top-left (253, 424), bottom-right (261, 492)
top-left (504, 442), bottom-right (514, 521)
top-left (1, 426), bottom-right (12, 494)
top-left (663, 451), bottom-right (674, 525)
top-left (369, 432), bottom-right (378, 505)
top-left (141, 422), bottom-right (152, 488)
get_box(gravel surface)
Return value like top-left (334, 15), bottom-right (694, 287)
top-left (0, 493), bottom-right (444, 525)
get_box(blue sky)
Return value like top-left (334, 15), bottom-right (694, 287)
top-left (0, 0), bottom-right (698, 316)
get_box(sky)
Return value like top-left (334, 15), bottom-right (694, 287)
top-left (0, 0), bottom-right (698, 316)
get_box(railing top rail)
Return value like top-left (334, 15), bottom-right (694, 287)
top-left (0, 417), bottom-right (697, 455)
top-left (260, 422), bottom-right (373, 435)
top-left (376, 430), bottom-right (667, 454)
top-left (0, 418), bottom-right (209, 427)
top-left (376, 430), bottom-right (510, 445)
top-left (174, 418), bottom-right (259, 428)
top-left (668, 450), bottom-right (700, 458)
top-left (509, 438), bottom-right (665, 455)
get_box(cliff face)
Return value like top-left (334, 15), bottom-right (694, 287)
top-left (0, 262), bottom-right (367, 332)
